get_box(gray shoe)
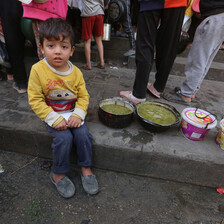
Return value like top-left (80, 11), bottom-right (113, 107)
top-left (12, 82), bottom-right (27, 94)
top-left (49, 172), bottom-right (75, 198)
top-left (123, 49), bottom-right (136, 57)
top-left (81, 175), bottom-right (99, 195)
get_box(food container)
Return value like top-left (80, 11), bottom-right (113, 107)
top-left (98, 97), bottom-right (135, 128)
top-left (180, 108), bottom-right (217, 141)
top-left (136, 101), bottom-right (181, 132)
top-left (215, 119), bottom-right (224, 150)
top-left (103, 23), bottom-right (111, 41)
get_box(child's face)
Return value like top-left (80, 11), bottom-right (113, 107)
top-left (40, 36), bottom-right (75, 72)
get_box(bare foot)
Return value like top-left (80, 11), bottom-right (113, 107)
top-left (53, 173), bottom-right (66, 183)
top-left (7, 74), bottom-right (14, 81)
top-left (182, 94), bottom-right (191, 103)
top-left (81, 167), bottom-right (93, 177)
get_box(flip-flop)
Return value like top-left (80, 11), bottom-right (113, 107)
top-left (120, 90), bottom-right (145, 104)
top-left (82, 64), bottom-right (91, 70)
top-left (163, 91), bottom-right (191, 106)
top-left (96, 63), bottom-right (105, 69)
top-left (147, 82), bottom-right (161, 98)
top-left (174, 86), bottom-right (195, 99)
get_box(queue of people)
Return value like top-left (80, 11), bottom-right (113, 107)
top-left (0, 0), bottom-right (223, 199)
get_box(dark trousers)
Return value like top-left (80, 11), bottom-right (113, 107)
top-left (46, 123), bottom-right (93, 174)
top-left (0, 0), bottom-right (27, 88)
top-left (133, 7), bottom-right (185, 99)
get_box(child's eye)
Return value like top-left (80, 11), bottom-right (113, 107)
top-left (48, 44), bottom-right (54, 48)
top-left (62, 46), bottom-right (68, 49)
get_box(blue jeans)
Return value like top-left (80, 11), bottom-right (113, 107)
top-left (45, 123), bottom-right (93, 174)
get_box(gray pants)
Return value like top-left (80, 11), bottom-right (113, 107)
top-left (122, 0), bottom-right (136, 50)
top-left (181, 12), bottom-right (224, 97)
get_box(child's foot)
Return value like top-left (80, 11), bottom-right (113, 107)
top-left (53, 173), bottom-right (66, 183)
top-left (82, 64), bottom-right (91, 70)
top-left (49, 172), bottom-right (75, 198)
top-left (81, 167), bottom-right (99, 195)
top-left (96, 63), bottom-right (105, 69)
top-left (81, 167), bottom-right (93, 176)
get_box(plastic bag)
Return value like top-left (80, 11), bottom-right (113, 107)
top-left (0, 41), bottom-right (11, 68)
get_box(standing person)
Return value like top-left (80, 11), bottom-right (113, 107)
top-left (163, 0), bottom-right (224, 105)
top-left (28, 18), bottom-right (99, 198)
top-left (120, 0), bottom-right (187, 104)
top-left (81, 0), bottom-right (105, 70)
top-left (0, 0), bottom-right (27, 93)
top-left (123, 0), bottom-right (136, 57)
top-left (22, 0), bottom-right (68, 60)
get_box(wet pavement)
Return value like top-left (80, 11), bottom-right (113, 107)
top-left (1, 150), bottom-right (224, 224)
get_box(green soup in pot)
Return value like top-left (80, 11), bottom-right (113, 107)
top-left (138, 104), bottom-right (176, 125)
top-left (101, 104), bottom-right (132, 115)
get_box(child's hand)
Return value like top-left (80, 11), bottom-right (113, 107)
top-left (68, 115), bottom-right (82, 128)
top-left (54, 119), bottom-right (68, 131)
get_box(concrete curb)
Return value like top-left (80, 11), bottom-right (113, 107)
top-left (1, 109), bottom-right (224, 188)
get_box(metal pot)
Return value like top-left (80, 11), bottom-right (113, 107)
top-left (136, 101), bottom-right (181, 132)
top-left (103, 23), bottom-right (111, 41)
top-left (98, 97), bottom-right (135, 128)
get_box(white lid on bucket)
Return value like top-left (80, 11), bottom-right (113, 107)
top-left (181, 107), bottom-right (217, 129)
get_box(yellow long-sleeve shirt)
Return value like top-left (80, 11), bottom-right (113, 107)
top-left (28, 59), bottom-right (89, 127)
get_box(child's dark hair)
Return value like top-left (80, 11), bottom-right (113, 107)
top-left (39, 18), bottom-right (75, 47)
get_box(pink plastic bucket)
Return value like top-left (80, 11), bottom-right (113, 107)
top-left (180, 108), bottom-right (217, 141)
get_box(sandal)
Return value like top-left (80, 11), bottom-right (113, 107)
top-left (163, 90), bottom-right (191, 106)
top-left (174, 86), bottom-right (195, 99)
top-left (97, 63), bottom-right (105, 69)
top-left (147, 82), bottom-right (161, 98)
top-left (120, 90), bottom-right (146, 104)
top-left (82, 64), bottom-right (91, 70)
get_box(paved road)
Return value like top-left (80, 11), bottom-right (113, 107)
top-left (1, 150), bottom-right (224, 224)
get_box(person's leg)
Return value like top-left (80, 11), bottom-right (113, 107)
top-left (122, 0), bottom-right (136, 52)
top-left (181, 13), bottom-right (224, 98)
top-left (93, 14), bottom-right (104, 67)
top-left (32, 20), bottom-right (44, 60)
top-left (82, 16), bottom-right (95, 69)
top-left (0, 0), bottom-right (27, 89)
top-left (154, 7), bottom-right (185, 92)
top-left (95, 36), bottom-right (104, 67)
top-left (45, 125), bottom-right (73, 182)
top-left (132, 10), bottom-right (160, 99)
top-left (71, 124), bottom-right (98, 195)
top-left (71, 123), bottom-right (93, 175)
top-left (84, 38), bottom-right (92, 69)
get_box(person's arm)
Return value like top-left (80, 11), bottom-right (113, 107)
top-left (28, 67), bottom-right (65, 128)
top-left (71, 69), bottom-right (89, 121)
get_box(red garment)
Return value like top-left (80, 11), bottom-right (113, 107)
top-left (82, 15), bottom-right (104, 40)
top-left (164, 0), bottom-right (188, 8)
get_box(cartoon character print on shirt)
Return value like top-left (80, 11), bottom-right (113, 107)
top-left (46, 89), bottom-right (77, 112)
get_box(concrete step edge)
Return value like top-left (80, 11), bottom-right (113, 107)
top-left (0, 111), bottom-right (223, 188)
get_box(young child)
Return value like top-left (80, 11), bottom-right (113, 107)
top-left (81, 0), bottom-right (105, 70)
top-left (28, 18), bottom-right (99, 198)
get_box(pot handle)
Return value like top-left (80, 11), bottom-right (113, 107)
top-left (194, 107), bottom-right (217, 129)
